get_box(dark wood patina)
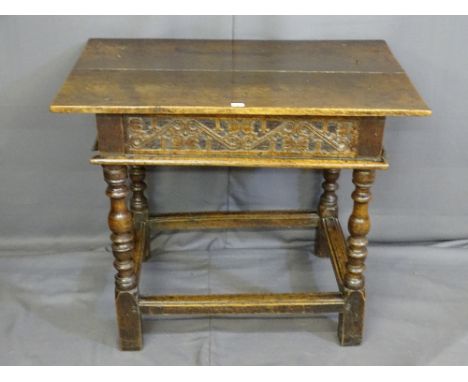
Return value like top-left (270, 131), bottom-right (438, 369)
top-left (51, 38), bottom-right (430, 350)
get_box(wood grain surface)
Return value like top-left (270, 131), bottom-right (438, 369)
top-left (50, 39), bottom-right (431, 116)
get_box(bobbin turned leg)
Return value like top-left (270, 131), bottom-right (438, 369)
top-left (316, 169), bottom-right (340, 257)
top-left (338, 169), bottom-right (375, 346)
top-left (103, 165), bottom-right (142, 351)
top-left (129, 165), bottom-right (150, 261)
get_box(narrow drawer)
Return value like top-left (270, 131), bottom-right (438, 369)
top-left (96, 115), bottom-right (385, 161)
top-left (120, 115), bottom-right (384, 160)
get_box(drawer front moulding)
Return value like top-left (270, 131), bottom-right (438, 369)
top-left (124, 116), bottom-right (360, 159)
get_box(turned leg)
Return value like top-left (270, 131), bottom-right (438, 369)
top-left (103, 165), bottom-right (142, 351)
top-left (315, 169), bottom-right (340, 257)
top-left (338, 169), bottom-right (375, 346)
top-left (129, 165), bottom-right (150, 261)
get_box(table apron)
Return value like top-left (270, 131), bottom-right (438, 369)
top-left (96, 114), bottom-right (386, 164)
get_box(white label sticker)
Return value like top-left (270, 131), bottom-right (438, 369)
top-left (230, 102), bottom-right (245, 107)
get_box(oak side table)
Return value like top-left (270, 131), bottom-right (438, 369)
top-left (50, 39), bottom-right (431, 350)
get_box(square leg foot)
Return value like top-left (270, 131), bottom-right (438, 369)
top-left (337, 289), bottom-right (365, 346)
top-left (116, 291), bottom-right (143, 351)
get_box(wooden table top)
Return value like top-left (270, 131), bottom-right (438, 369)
top-left (50, 39), bottom-right (431, 117)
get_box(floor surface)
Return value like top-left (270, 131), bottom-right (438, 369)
top-left (1, 239), bottom-right (467, 365)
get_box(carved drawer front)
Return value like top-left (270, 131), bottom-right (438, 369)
top-left (124, 116), bottom-right (382, 159)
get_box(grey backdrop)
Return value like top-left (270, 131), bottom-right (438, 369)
top-left (1, 16), bottom-right (467, 365)
top-left (1, 15), bottom-right (467, 245)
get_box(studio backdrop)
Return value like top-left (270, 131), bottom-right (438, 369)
top-left (1, 15), bottom-right (467, 248)
top-left (1, 15), bottom-right (468, 366)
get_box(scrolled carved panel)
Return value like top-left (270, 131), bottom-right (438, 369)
top-left (124, 116), bottom-right (359, 158)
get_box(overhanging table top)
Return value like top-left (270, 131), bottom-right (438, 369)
top-left (50, 39), bottom-right (431, 117)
